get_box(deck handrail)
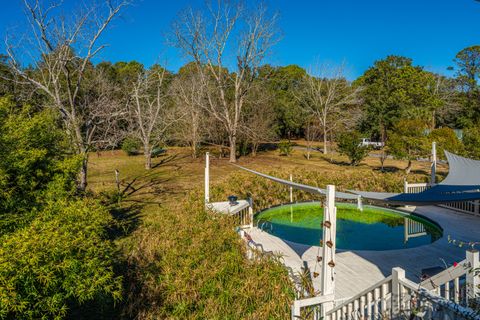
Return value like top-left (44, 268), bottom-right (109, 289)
top-left (420, 259), bottom-right (468, 290)
top-left (292, 256), bottom-right (479, 320)
top-left (329, 275), bottom-right (393, 311)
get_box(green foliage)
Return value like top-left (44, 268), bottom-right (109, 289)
top-left (0, 97), bottom-right (79, 229)
top-left (388, 119), bottom-right (429, 172)
top-left (259, 65), bottom-right (307, 138)
top-left (337, 131), bottom-right (370, 165)
top-left (356, 55), bottom-right (443, 139)
top-left (463, 125), bottom-right (480, 159)
top-left (122, 137), bottom-right (141, 156)
top-left (454, 46), bottom-right (480, 92)
top-left (0, 97), bottom-right (122, 319)
top-left (452, 46), bottom-right (480, 127)
top-left (0, 197), bottom-right (122, 320)
top-left (427, 127), bottom-right (464, 159)
top-left (388, 119), bottom-right (429, 160)
top-left (278, 140), bottom-right (293, 156)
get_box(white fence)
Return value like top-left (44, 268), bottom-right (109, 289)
top-left (404, 181), bottom-right (480, 216)
top-left (235, 204), bottom-right (253, 228)
top-left (291, 250), bottom-right (480, 320)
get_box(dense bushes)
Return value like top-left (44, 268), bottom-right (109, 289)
top-left (427, 127), bottom-right (464, 159)
top-left (122, 136), bottom-right (141, 156)
top-left (0, 97), bottom-right (122, 319)
top-left (0, 98), bottom-right (77, 229)
top-left (0, 198), bottom-right (122, 319)
top-left (463, 125), bottom-right (480, 159)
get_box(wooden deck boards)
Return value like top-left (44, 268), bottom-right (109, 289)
top-left (247, 205), bottom-right (479, 300)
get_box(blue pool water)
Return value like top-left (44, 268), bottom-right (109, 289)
top-left (254, 202), bottom-right (442, 251)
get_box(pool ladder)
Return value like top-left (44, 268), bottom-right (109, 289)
top-left (257, 219), bottom-right (273, 232)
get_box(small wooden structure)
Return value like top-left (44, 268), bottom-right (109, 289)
top-left (204, 152), bottom-right (253, 228)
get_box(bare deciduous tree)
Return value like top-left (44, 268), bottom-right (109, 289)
top-left (130, 66), bottom-right (176, 169)
top-left (170, 0), bottom-right (279, 162)
top-left (429, 74), bottom-right (459, 129)
top-left (304, 116), bottom-right (320, 160)
top-left (6, 0), bottom-right (129, 190)
top-left (298, 63), bottom-right (362, 154)
top-left (242, 88), bottom-right (277, 156)
top-left (170, 71), bottom-right (206, 159)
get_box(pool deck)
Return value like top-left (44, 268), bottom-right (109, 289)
top-left (246, 205), bottom-right (480, 301)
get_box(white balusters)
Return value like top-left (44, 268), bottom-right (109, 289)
top-left (454, 277), bottom-right (460, 303)
top-left (444, 280), bottom-right (450, 300)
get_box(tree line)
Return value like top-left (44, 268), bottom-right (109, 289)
top-left (2, 1), bottom-right (480, 190)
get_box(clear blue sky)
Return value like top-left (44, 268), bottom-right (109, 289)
top-left (1, 0), bottom-right (479, 79)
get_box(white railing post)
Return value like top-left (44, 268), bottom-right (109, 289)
top-left (321, 185), bottom-right (336, 316)
top-left (289, 174), bottom-right (293, 203)
top-left (248, 197), bottom-right (253, 228)
top-left (431, 141), bottom-right (437, 185)
top-left (292, 300), bottom-right (301, 320)
top-left (404, 178), bottom-right (408, 193)
top-left (392, 267), bottom-right (406, 317)
top-left (466, 249), bottom-right (479, 304)
top-left (205, 152), bottom-right (210, 204)
top-left (357, 195), bottom-right (363, 211)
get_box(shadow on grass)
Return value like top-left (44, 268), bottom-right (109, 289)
top-left (325, 158), bottom-right (355, 166)
top-left (69, 156), bottom-right (187, 319)
top-left (67, 203), bottom-right (142, 320)
top-left (116, 153), bottom-right (188, 204)
top-left (372, 166), bottom-right (402, 173)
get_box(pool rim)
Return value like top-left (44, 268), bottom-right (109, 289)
top-left (253, 200), bottom-right (444, 235)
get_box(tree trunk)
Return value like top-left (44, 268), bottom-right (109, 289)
top-left (145, 150), bottom-right (152, 170)
top-left (252, 142), bottom-right (258, 157)
top-left (191, 142), bottom-right (197, 159)
top-left (405, 159), bottom-right (412, 175)
top-left (229, 135), bottom-right (237, 163)
top-left (380, 151), bottom-right (386, 171)
top-left (78, 156), bottom-right (88, 191)
top-left (323, 129), bottom-right (328, 155)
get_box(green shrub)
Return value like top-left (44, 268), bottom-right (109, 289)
top-left (463, 125), bottom-right (480, 159)
top-left (122, 137), bottom-right (141, 156)
top-left (388, 119), bottom-right (430, 173)
top-left (337, 131), bottom-right (370, 166)
top-left (0, 98), bottom-right (74, 217)
top-left (0, 197), bottom-right (122, 319)
top-left (428, 127), bottom-right (464, 159)
top-left (278, 140), bottom-right (293, 156)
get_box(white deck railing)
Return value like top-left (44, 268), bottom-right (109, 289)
top-left (404, 181), bottom-right (480, 216)
top-left (291, 250), bottom-right (480, 320)
top-left (236, 204), bottom-right (253, 228)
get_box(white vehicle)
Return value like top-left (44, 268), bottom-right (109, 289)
top-left (359, 138), bottom-right (384, 149)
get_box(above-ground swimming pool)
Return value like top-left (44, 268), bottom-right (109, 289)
top-left (254, 202), bottom-right (442, 251)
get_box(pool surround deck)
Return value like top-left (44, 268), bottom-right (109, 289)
top-left (246, 205), bottom-right (479, 301)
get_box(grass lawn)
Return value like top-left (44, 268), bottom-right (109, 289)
top-left (87, 144), bottom-right (442, 318)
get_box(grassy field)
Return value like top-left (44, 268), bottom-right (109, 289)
top-left (87, 144), bottom-right (443, 318)
top-left (88, 143), bottom-right (443, 202)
